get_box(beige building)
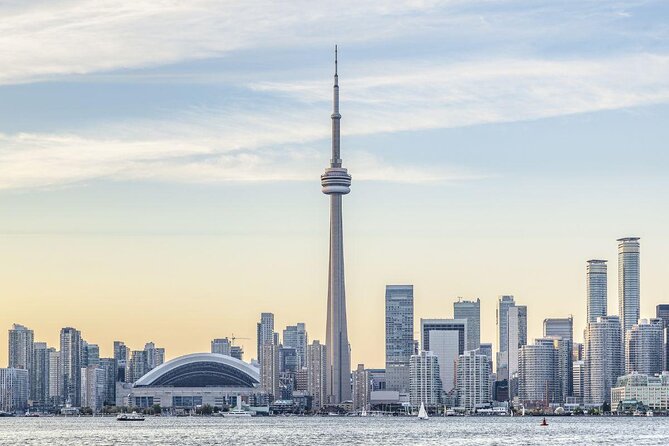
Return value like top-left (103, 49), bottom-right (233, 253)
top-left (352, 364), bottom-right (370, 411)
top-left (307, 341), bottom-right (327, 410)
top-left (611, 372), bottom-right (669, 411)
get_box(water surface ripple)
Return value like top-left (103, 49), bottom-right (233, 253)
top-left (1, 416), bottom-right (668, 445)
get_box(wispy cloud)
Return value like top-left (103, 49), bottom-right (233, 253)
top-left (1, 1), bottom-right (668, 191)
top-left (0, 111), bottom-right (475, 190)
top-left (2, 52), bottom-right (668, 190)
top-left (0, 0), bottom-right (460, 85)
top-left (253, 53), bottom-right (669, 132)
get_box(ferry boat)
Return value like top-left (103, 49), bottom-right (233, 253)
top-left (222, 397), bottom-right (253, 417)
top-left (117, 411), bottom-right (145, 421)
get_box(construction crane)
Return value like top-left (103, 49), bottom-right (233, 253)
top-left (230, 334), bottom-right (249, 346)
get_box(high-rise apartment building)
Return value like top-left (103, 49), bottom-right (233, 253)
top-left (0, 368), bottom-right (29, 412)
top-left (257, 312), bottom-right (275, 365)
top-left (587, 260), bottom-right (608, 323)
top-left (86, 344), bottom-right (100, 367)
top-left (507, 305), bottom-right (527, 390)
top-left (113, 341), bottom-right (129, 383)
top-left (454, 298), bottom-right (481, 351)
top-left (99, 358), bottom-right (116, 406)
top-left (126, 350), bottom-right (148, 383)
top-left (8, 324), bottom-right (34, 396)
top-left (618, 237), bottom-right (640, 337)
top-left (478, 343), bottom-right (493, 362)
top-left (385, 285), bottom-right (414, 393)
top-left (655, 304), bottom-right (669, 371)
top-left (543, 317), bottom-right (573, 342)
top-left (584, 316), bottom-right (623, 405)
top-left (48, 348), bottom-right (61, 406)
top-left (60, 327), bottom-right (82, 406)
top-left (144, 342), bottom-right (165, 371)
top-left (283, 323), bottom-right (308, 368)
top-left (496, 295), bottom-right (516, 380)
top-left (409, 351), bottom-right (441, 409)
top-left (211, 338), bottom-right (232, 356)
top-left (32, 342), bottom-right (50, 407)
top-left (81, 365), bottom-right (105, 412)
top-left (518, 338), bottom-right (559, 406)
top-left (573, 360), bottom-right (585, 403)
top-left (306, 340), bottom-right (327, 410)
top-left (260, 343), bottom-right (280, 401)
top-left (625, 319), bottom-right (664, 375)
top-left (549, 337), bottom-right (573, 403)
top-left (230, 346), bottom-right (244, 361)
top-left (421, 319), bottom-right (466, 394)
top-left (279, 346), bottom-right (298, 373)
top-left (352, 364), bottom-right (370, 411)
top-left (456, 350), bottom-right (492, 410)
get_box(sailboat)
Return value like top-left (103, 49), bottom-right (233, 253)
top-left (361, 407), bottom-right (368, 417)
top-left (417, 402), bottom-right (429, 420)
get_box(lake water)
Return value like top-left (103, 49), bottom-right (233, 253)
top-left (1, 416), bottom-right (668, 445)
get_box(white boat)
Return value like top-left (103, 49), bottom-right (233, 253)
top-left (417, 402), bottom-right (428, 420)
top-left (445, 409), bottom-right (456, 417)
top-left (117, 411), bottom-right (145, 421)
top-left (360, 408), bottom-right (368, 417)
top-left (647, 411), bottom-right (654, 417)
top-left (223, 397), bottom-right (253, 418)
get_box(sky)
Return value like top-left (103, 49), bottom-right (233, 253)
top-left (1, 0), bottom-right (668, 369)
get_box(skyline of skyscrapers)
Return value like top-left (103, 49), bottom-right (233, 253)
top-left (0, 61), bottom-right (662, 414)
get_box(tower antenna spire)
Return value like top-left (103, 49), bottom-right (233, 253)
top-left (335, 44), bottom-right (338, 77)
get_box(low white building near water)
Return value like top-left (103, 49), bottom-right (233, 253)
top-left (611, 372), bottom-right (669, 411)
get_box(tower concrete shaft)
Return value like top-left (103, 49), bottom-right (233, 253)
top-left (321, 46), bottom-right (352, 404)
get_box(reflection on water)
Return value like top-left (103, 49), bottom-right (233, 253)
top-left (0, 416), bottom-right (668, 445)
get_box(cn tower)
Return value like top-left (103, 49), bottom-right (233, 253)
top-left (321, 46), bottom-right (352, 404)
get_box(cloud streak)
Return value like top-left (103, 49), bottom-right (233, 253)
top-left (2, 52), bottom-right (668, 190)
top-left (1, 1), bottom-right (668, 190)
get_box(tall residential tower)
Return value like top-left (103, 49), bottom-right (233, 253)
top-left (586, 260), bottom-right (607, 324)
top-left (385, 285), bottom-right (414, 393)
top-left (618, 237), bottom-right (640, 336)
top-left (322, 47), bottom-right (352, 404)
top-left (454, 298), bottom-right (481, 351)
